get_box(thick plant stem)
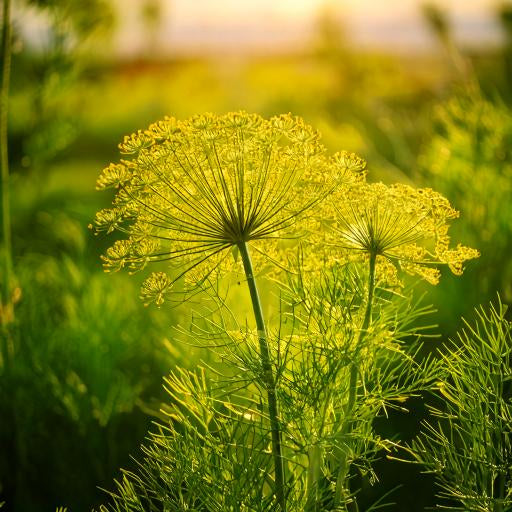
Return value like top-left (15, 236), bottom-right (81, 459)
top-left (238, 241), bottom-right (287, 512)
top-left (334, 251), bottom-right (377, 508)
top-left (1, 0), bottom-right (13, 308)
top-left (305, 443), bottom-right (323, 511)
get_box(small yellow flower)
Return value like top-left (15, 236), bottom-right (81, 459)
top-left (140, 271), bottom-right (173, 306)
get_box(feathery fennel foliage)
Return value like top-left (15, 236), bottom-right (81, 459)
top-left (410, 301), bottom-right (512, 511)
top-left (93, 112), bottom-right (478, 511)
top-left (96, 265), bottom-right (440, 512)
top-left (279, 263), bottom-right (442, 510)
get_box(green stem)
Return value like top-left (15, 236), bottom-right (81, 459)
top-left (334, 251), bottom-right (377, 508)
top-left (305, 443), bottom-right (322, 511)
top-left (347, 252), bottom-right (376, 413)
top-left (362, 252), bottom-right (377, 332)
top-left (1, 0), bottom-right (13, 307)
top-left (238, 241), bottom-right (287, 512)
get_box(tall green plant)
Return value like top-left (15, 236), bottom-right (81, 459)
top-left (313, 178), bottom-right (478, 509)
top-left (97, 276), bottom-right (441, 511)
top-left (92, 112), bottom-right (367, 510)
top-left (92, 112), bottom-right (478, 511)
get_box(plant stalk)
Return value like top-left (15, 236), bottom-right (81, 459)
top-left (238, 241), bottom-right (287, 512)
top-left (1, 0), bottom-right (13, 307)
top-left (305, 443), bottom-right (323, 511)
top-left (334, 251), bottom-right (377, 508)
top-left (346, 251), bottom-right (376, 413)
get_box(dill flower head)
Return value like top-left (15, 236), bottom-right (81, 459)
top-left (92, 112), bottom-right (364, 304)
top-left (328, 182), bottom-right (479, 284)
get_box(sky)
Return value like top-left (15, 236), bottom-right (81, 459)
top-left (112, 0), bottom-right (506, 55)
top-left (19, 0), bottom-right (509, 56)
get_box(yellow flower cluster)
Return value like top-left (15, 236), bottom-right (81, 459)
top-left (322, 182), bottom-right (479, 284)
top-left (91, 112), bottom-right (365, 304)
top-left (92, 111), bottom-right (478, 304)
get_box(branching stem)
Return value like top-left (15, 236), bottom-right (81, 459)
top-left (238, 241), bottom-right (287, 512)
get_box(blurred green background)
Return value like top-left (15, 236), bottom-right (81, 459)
top-left (1, 0), bottom-right (512, 510)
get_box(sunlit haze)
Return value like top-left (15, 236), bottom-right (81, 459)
top-left (20, 0), bottom-right (507, 55)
